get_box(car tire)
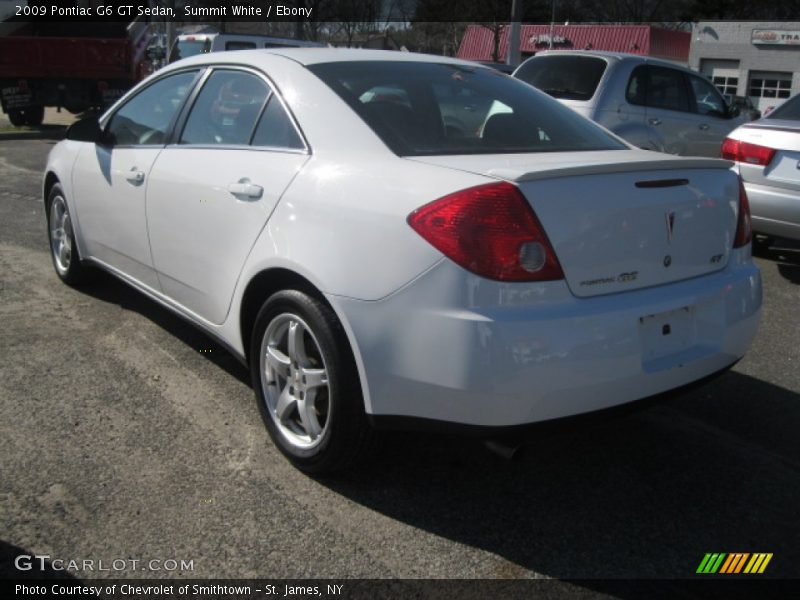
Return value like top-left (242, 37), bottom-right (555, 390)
top-left (752, 235), bottom-right (774, 253)
top-left (7, 109), bottom-right (25, 127)
top-left (250, 290), bottom-right (372, 475)
top-left (23, 106), bottom-right (45, 126)
top-left (46, 183), bottom-right (94, 286)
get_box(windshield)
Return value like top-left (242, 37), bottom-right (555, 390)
top-left (169, 39), bottom-right (211, 62)
top-left (766, 94), bottom-right (800, 121)
top-left (514, 55), bottom-right (607, 101)
top-left (309, 61), bottom-right (626, 156)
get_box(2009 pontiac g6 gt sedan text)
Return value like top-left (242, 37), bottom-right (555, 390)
top-left (44, 49), bottom-right (762, 473)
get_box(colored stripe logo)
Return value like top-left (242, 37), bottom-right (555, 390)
top-left (697, 553), bottom-right (773, 574)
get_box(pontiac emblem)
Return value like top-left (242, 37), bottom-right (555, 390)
top-left (665, 210), bottom-right (676, 243)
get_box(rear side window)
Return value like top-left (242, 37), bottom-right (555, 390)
top-left (309, 61), bottom-right (626, 156)
top-left (180, 70), bottom-right (269, 146)
top-left (630, 66), bottom-right (690, 113)
top-left (626, 66), bottom-right (647, 106)
top-left (226, 41), bottom-right (256, 51)
top-left (767, 93), bottom-right (800, 120)
top-left (514, 55), bottom-right (607, 101)
top-left (252, 97), bottom-right (305, 150)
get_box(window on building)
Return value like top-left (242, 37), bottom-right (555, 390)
top-left (748, 73), bottom-right (792, 99)
top-left (712, 75), bottom-right (738, 96)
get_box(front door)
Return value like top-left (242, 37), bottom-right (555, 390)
top-left (70, 70), bottom-right (199, 289)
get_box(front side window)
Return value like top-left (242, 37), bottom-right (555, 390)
top-left (309, 61), bottom-right (626, 156)
top-left (180, 70), bottom-right (270, 146)
top-left (106, 70), bottom-right (197, 146)
top-left (689, 75), bottom-right (727, 117)
top-left (645, 66), bottom-right (690, 112)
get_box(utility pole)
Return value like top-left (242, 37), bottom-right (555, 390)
top-left (295, 0), bottom-right (305, 39)
top-left (165, 0), bottom-right (176, 59)
top-left (506, 0), bottom-right (522, 68)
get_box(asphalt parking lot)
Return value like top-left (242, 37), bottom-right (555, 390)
top-left (1, 119), bottom-right (799, 590)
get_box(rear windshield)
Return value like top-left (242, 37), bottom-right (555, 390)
top-left (766, 94), bottom-right (800, 120)
top-left (514, 55), bottom-right (607, 101)
top-left (308, 61), bottom-right (626, 156)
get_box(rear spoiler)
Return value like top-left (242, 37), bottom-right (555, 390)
top-left (489, 157), bottom-right (734, 183)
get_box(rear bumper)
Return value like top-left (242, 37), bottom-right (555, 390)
top-left (332, 251), bottom-right (761, 427)
top-left (744, 180), bottom-right (800, 241)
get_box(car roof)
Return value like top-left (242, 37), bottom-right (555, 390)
top-left (169, 48), bottom-right (489, 70)
top-left (528, 50), bottom-right (688, 70)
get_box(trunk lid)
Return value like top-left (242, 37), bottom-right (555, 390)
top-left (408, 150), bottom-right (740, 297)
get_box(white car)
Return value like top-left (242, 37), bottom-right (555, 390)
top-left (722, 92), bottom-right (800, 241)
top-left (45, 49), bottom-right (762, 473)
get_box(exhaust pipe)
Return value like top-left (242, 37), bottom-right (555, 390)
top-left (483, 439), bottom-right (524, 461)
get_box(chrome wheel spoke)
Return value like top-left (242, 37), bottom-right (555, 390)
top-left (287, 320), bottom-right (307, 364)
top-left (297, 395), bottom-right (322, 439)
top-left (275, 385), bottom-right (296, 424)
top-left (265, 346), bottom-right (291, 381)
top-left (301, 367), bottom-right (328, 390)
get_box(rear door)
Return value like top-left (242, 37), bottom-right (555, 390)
top-left (639, 65), bottom-right (703, 156)
top-left (146, 67), bottom-right (309, 324)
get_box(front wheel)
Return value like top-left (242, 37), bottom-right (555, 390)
top-left (250, 290), bottom-right (372, 474)
top-left (46, 183), bottom-right (93, 286)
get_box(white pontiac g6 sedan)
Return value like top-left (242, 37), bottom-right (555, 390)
top-left (44, 49), bottom-right (762, 473)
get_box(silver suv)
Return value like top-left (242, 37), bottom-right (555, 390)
top-left (514, 51), bottom-right (747, 157)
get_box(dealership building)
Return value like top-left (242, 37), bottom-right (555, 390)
top-left (689, 22), bottom-right (800, 113)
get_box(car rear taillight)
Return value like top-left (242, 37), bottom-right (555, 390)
top-left (407, 182), bottom-right (564, 281)
top-left (733, 178), bottom-right (752, 248)
top-left (721, 137), bottom-right (776, 166)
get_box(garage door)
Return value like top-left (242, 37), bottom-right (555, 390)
top-left (699, 59), bottom-right (740, 96)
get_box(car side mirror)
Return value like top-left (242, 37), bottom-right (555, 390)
top-left (66, 116), bottom-right (102, 143)
top-left (728, 105), bottom-right (740, 119)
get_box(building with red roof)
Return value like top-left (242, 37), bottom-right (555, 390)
top-left (457, 24), bottom-right (690, 65)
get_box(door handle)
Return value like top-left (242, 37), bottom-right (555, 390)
top-left (125, 168), bottom-right (145, 185)
top-left (648, 117), bottom-right (662, 126)
top-left (698, 123), bottom-right (710, 131)
top-left (227, 178), bottom-right (263, 200)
